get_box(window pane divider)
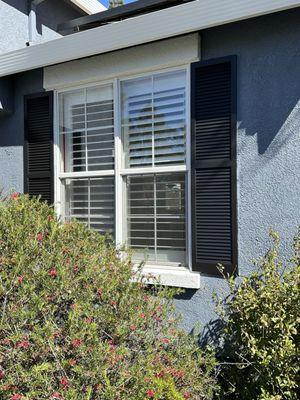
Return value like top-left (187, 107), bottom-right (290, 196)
top-left (120, 165), bottom-right (187, 176)
top-left (59, 170), bottom-right (115, 179)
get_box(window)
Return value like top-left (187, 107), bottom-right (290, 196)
top-left (58, 84), bottom-right (115, 237)
top-left (57, 68), bottom-right (189, 269)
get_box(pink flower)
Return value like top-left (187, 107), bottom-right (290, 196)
top-left (60, 377), bottom-right (69, 388)
top-left (0, 370), bottom-right (5, 379)
top-left (161, 338), bottom-right (169, 344)
top-left (11, 192), bottom-right (19, 200)
top-left (37, 233), bottom-right (43, 242)
top-left (51, 392), bottom-right (63, 399)
top-left (48, 268), bottom-right (57, 278)
top-left (146, 389), bottom-right (155, 398)
top-left (16, 340), bottom-right (30, 349)
top-left (11, 395), bottom-right (23, 400)
top-left (183, 392), bottom-right (191, 399)
top-left (154, 371), bottom-right (165, 378)
top-left (139, 313), bottom-right (146, 319)
top-left (17, 276), bottom-right (24, 284)
top-left (130, 324), bottom-right (137, 331)
top-left (71, 339), bottom-right (82, 348)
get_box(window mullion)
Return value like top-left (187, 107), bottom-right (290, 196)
top-left (151, 75), bottom-right (155, 168)
top-left (154, 174), bottom-right (157, 262)
top-left (114, 79), bottom-right (123, 246)
top-left (84, 88), bottom-right (88, 172)
top-left (88, 177), bottom-right (91, 229)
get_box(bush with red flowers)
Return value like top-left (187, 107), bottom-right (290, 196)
top-left (0, 194), bottom-right (217, 400)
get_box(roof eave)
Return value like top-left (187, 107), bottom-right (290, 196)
top-left (0, 0), bottom-right (299, 78)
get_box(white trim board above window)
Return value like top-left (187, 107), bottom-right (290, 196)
top-left (44, 34), bottom-right (200, 90)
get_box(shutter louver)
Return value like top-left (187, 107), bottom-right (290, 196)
top-left (24, 92), bottom-right (54, 205)
top-left (191, 56), bottom-right (237, 276)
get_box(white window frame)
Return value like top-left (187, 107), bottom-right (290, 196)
top-left (53, 65), bottom-right (200, 289)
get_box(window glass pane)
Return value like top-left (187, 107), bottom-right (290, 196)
top-left (121, 76), bottom-right (153, 168)
top-left (64, 177), bottom-right (115, 237)
top-left (127, 173), bottom-right (186, 265)
top-left (153, 71), bottom-right (186, 166)
top-left (59, 85), bottom-right (114, 173)
top-left (121, 70), bottom-right (186, 168)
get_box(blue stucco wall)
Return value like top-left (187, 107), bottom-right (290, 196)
top-left (0, 9), bottom-right (299, 334)
top-left (0, 0), bottom-right (83, 54)
top-left (175, 8), bottom-right (300, 333)
top-left (0, 69), bottom-right (44, 193)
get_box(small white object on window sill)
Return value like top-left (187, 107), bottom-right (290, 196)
top-left (133, 265), bottom-right (201, 290)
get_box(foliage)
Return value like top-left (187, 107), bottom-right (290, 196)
top-left (216, 230), bottom-right (300, 400)
top-left (0, 194), bottom-right (217, 400)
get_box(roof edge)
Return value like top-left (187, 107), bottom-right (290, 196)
top-left (0, 0), bottom-right (299, 78)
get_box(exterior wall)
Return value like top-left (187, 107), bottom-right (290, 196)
top-left (0, 69), bottom-right (44, 194)
top-left (175, 8), bottom-right (300, 333)
top-left (0, 0), bottom-right (83, 54)
top-left (0, 8), bottom-right (299, 334)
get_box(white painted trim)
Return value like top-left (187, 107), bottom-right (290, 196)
top-left (59, 170), bottom-right (115, 179)
top-left (0, 0), bottom-right (299, 78)
top-left (135, 265), bottom-right (201, 289)
top-left (120, 165), bottom-right (188, 176)
top-left (44, 35), bottom-right (199, 91)
top-left (70, 0), bottom-right (106, 14)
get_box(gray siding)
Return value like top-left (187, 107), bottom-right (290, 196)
top-left (175, 8), bottom-right (300, 332)
top-left (0, 0), bottom-right (83, 54)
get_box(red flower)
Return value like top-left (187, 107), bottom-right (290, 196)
top-left (183, 392), bottom-right (191, 399)
top-left (11, 192), bottom-right (19, 200)
top-left (154, 371), bottom-right (165, 378)
top-left (161, 338), bottom-right (169, 344)
top-left (71, 339), bottom-right (82, 348)
top-left (51, 392), bottom-right (63, 399)
top-left (60, 377), bottom-right (69, 389)
top-left (17, 276), bottom-right (24, 284)
top-left (146, 389), bottom-right (155, 398)
top-left (0, 370), bottom-right (5, 379)
top-left (16, 340), bottom-right (30, 349)
top-left (139, 313), bottom-right (146, 319)
top-left (11, 395), bottom-right (23, 400)
top-left (48, 268), bottom-right (57, 278)
top-left (37, 233), bottom-right (43, 242)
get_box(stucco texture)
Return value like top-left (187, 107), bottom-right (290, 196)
top-left (0, 69), bottom-right (44, 194)
top-left (0, 0), bottom-right (83, 54)
top-left (175, 8), bottom-right (300, 333)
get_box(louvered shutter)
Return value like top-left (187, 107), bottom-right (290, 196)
top-left (191, 56), bottom-right (237, 276)
top-left (24, 92), bottom-right (54, 204)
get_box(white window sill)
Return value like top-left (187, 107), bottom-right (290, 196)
top-left (134, 265), bottom-right (200, 289)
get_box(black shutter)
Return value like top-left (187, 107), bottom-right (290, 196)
top-left (191, 56), bottom-right (237, 276)
top-left (24, 92), bottom-right (54, 205)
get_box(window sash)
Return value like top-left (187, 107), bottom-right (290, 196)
top-left (54, 66), bottom-right (191, 270)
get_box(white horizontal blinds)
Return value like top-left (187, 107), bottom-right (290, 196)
top-left (122, 77), bottom-right (153, 168)
top-left (65, 177), bottom-right (115, 235)
top-left (121, 70), bottom-right (186, 168)
top-left (127, 173), bottom-right (186, 265)
top-left (59, 85), bottom-right (114, 172)
top-left (153, 71), bottom-right (186, 166)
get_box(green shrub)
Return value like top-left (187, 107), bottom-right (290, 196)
top-left (0, 194), bottom-right (217, 400)
top-left (217, 231), bottom-right (300, 400)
